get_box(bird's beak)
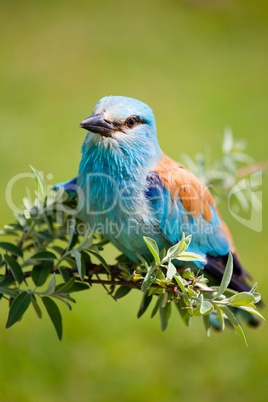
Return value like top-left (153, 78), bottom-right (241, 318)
top-left (80, 113), bottom-right (120, 137)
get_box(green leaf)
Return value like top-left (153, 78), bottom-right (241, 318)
top-left (66, 217), bottom-right (76, 251)
top-left (176, 252), bottom-right (206, 263)
top-left (151, 296), bottom-right (162, 318)
top-left (0, 275), bottom-right (15, 287)
top-left (221, 306), bottom-right (247, 346)
top-left (159, 302), bottom-right (171, 331)
top-left (0, 230), bottom-right (19, 236)
top-left (166, 233), bottom-right (185, 259)
top-left (87, 250), bottom-right (111, 274)
top-left (166, 261), bottom-right (177, 280)
top-left (143, 237), bottom-right (160, 263)
top-left (214, 304), bottom-right (225, 331)
top-left (175, 297), bottom-right (191, 326)
top-left (4, 255), bottom-right (24, 284)
top-left (6, 291), bottom-right (32, 328)
top-left (237, 305), bottom-right (265, 321)
top-left (31, 294), bottom-right (42, 318)
top-left (42, 296), bottom-right (62, 340)
top-left (0, 242), bottom-right (23, 257)
top-left (141, 270), bottom-right (156, 292)
top-left (203, 314), bottom-right (211, 337)
top-left (174, 272), bottom-right (186, 293)
top-left (137, 291), bottom-right (153, 318)
top-left (72, 249), bottom-right (85, 280)
top-left (0, 287), bottom-right (17, 298)
top-left (77, 227), bottom-right (93, 251)
top-left (32, 262), bottom-right (51, 287)
top-left (114, 286), bottom-right (131, 299)
top-left (250, 283), bottom-right (258, 293)
top-left (30, 165), bottom-right (46, 202)
top-left (184, 235), bottom-right (192, 248)
top-left (58, 268), bottom-right (70, 282)
top-left (53, 295), bottom-right (73, 311)
top-left (55, 277), bottom-right (76, 294)
top-left (31, 251), bottom-right (57, 260)
top-left (44, 273), bottom-right (56, 295)
top-left (194, 295), bottom-right (213, 316)
top-left (160, 292), bottom-right (168, 308)
top-left (0, 253), bottom-right (2, 265)
top-left (136, 252), bottom-right (149, 270)
top-left (228, 292), bottom-right (255, 306)
top-left (35, 231), bottom-right (54, 241)
top-left (214, 253), bottom-right (233, 298)
top-left (66, 282), bottom-right (89, 293)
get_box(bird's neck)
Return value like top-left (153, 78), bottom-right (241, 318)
top-left (78, 134), bottom-right (162, 185)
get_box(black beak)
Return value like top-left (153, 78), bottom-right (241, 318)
top-left (80, 113), bottom-right (120, 137)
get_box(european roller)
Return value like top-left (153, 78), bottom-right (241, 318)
top-left (55, 96), bottom-right (254, 298)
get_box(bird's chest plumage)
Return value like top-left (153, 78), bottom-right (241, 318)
top-left (77, 143), bottom-right (166, 261)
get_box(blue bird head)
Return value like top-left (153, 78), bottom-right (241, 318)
top-left (79, 96), bottom-right (162, 171)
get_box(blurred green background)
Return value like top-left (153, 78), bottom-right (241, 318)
top-left (0, 0), bottom-right (268, 401)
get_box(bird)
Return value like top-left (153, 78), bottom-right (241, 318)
top-left (54, 95), bottom-right (257, 324)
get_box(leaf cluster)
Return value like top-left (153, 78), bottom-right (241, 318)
top-left (0, 139), bottom-right (264, 343)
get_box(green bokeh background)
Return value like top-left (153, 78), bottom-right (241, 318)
top-left (0, 1), bottom-right (268, 401)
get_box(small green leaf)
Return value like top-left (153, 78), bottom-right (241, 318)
top-left (58, 268), bottom-right (70, 282)
top-left (166, 261), bottom-right (177, 280)
top-left (0, 287), bottom-right (17, 298)
top-left (35, 231), bottom-right (54, 241)
top-left (87, 250), bottom-right (111, 273)
top-left (0, 275), bottom-right (15, 287)
top-left (32, 262), bottom-right (51, 287)
top-left (200, 298), bottom-right (213, 316)
top-left (118, 263), bottom-right (131, 275)
top-left (31, 294), bottom-right (42, 318)
top-left (176, 252), bottom-right (206, 263)
top-left (214, 253), bottom-right (233, 298)
top-left (160, 292), bottom-right (168, 308)
top-left (42, 296), bottom-right (62, 340)
top-left (174, 272), bottom-right (186, 293)
top-left (53, 295), bottom-right (73, 310)
top-left (72, 249), bottom-right (85, 280)
top-left (0, 242), bottom-right (23, 257)
top-left (214, 304), bottom-right (225, 330)
top-left (66, 217), bottom-right (76, 251)
top-left (0, 230), bottom-right (19, 236)
top-left (184, 234), bottom-right (192, 248)
top-left (237, 305), bottom-right (265, 321)
top-left (5, 255), bottom-right (24, 284)
top-left (44, 273), bottom-right (56, 295)
top-left (193, 295), bottom-right (213, 316)
top-left (137, 291), bottom-right (153, 318)
top-left (67, 282), bottom-right (89, 293)
top-left (166, 233), bottom-right (185, 259)
top-left (0, 253), bottom-right (2, 265)
top-left (30, 165), bottom-right (46, 202)
top-left (229, 292), bottom-right (255, 306)
top-left (6, 291), bottom-right (32, 328)
top-left (136, 252), bottom-right (149, 270)
top-left (143, 237), bottom-right (160, 263)
top-left (141, 270), bottom-right (156, 292)
top-left (159, 301), bottom-right (171, 331)
top-left (31, 251), bottom-right (57, 260)
top-left (175, 297), bottom-right (191, 326)
top-left (203, 314), bottom-right (211, 337)
top-left (221, 305), bottom-right (247, 346)
top-left (114, 286), bottom-right (131, 299)
top-left (55, 277), bottom-right (76, 294)
top-left (151, 296), bottom-right (162, 318)
top-left (250, 283), bottom-right (258, 293)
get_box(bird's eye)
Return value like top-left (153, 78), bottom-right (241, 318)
top-left (126, 116), bottom-right (138, 129)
